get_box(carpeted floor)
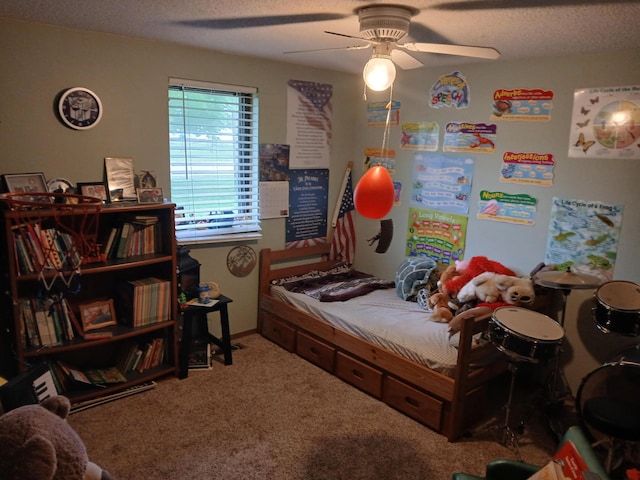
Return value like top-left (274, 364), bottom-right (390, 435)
top-left (69, 334), bottom-right (559, 479)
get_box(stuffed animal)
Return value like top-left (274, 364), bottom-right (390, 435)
top-left (426, 292), bottom-right (454, 323)
top-left (0, 395), bottom-right (114, 480)
top-left (457, 272), bottom-right (535, 306)
top-left (443, 256), bottom-right (516, 296)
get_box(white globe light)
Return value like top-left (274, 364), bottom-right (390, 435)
top-left (363, 55), bottom-right (396, 92)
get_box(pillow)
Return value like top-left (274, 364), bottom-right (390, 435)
top-left (395, 257), bottom-right (438, 301)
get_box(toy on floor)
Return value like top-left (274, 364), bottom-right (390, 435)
top-left (0, 395), bottom-right (114, 480)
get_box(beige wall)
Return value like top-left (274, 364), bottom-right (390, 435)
top-left (1, 18), bottom-right (639, 393)
top-left (0, 18), bottom-right (360, 339)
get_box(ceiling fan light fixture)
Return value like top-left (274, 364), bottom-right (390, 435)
top-left (363, 55), bottom-right (396, 92)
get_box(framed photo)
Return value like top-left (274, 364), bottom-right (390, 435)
top-left (104, 157), bottom-right (136, 202)
top-left (2, 172), bottom-right (48, 195)
top-left (79, 299), bottom-right (117, 331)
top-left (77, 182), bottom-right (108, 202)
top-left (137, 187), bottom-right (164, 204)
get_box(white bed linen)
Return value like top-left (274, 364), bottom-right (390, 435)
top-left (271, 285), bottom-right (459, 376)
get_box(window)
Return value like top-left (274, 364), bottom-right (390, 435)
top-left (168, 78), bottom-right (260, 244)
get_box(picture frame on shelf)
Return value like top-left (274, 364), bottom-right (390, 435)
top-left (137, 187), bottom-right (164, 204)
top-left (104, 157), bottom-right (136, 202)
top-left (2, 172), bottom-right (49, 196)
top-left (77, 182), bottom-right (108, 202)
top-left (79, 299), bottom-right (117, 331)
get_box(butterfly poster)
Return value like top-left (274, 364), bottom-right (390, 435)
top-left (569, 85), bottom-right (640, 159)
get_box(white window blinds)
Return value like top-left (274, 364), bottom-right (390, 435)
top-left (168, 78), bottom-right (260, 244)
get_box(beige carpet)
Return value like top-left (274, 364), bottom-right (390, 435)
top-left (69, 334), bottom-right (556, 479)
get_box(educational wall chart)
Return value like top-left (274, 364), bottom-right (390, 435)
top-left (406, 207), bottom-right (468, 264)
top-left (568, 85), bottom-right (640, 159)
top-left (367, 100), bottom-right (400, 126)
top-left (259, 143), bottom-right (291, 219)
top-left (477, 190), bottom-right (537, 225)
top-left (443, 122), bottom-right (496, 153)
top-left (286, 80), bottom-right (332, 169)
top-left (400, 122), bottom-right (439, 151)
top-left (364, 148), bottom-right (396, 174)
top-left (499, 152), bottom-right (555, 186)
top-left (410, 153), bottom-right (474, 215)
top-left (285, 169), bottom-right (329, 249)
top-left (429, 71), bottom-right (470, 109)
top-left (545, 197), bottom-right (623, 281)
top-left (490, 88), bottom-right (554, 121)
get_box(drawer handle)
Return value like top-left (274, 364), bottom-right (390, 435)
top-left (352, 369), bottom-right (364, 379)
top-left (405, 396), bottom-right (420, 408)
top-left (310, 347), bottom-right (319, 356)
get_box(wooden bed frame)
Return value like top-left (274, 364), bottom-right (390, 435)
top-left (257, 245), bottom-right (509, 441)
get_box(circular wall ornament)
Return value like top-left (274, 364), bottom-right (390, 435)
top-left (226, 245), bottom-right (257, 277)
top-left (58, 87), bottom-right (103, 130)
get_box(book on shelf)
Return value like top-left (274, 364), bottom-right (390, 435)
top-left (118, 277), bottom-right (171, 327)
top-left (18, 296), bottom-right (79, 347)
top-left (102, 214), bottom-right (161, 260)
top-left (52, 361), bottom-right (128, 392)
top-left (119, 338), bottom-right (165, 374)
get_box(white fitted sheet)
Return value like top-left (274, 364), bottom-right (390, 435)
top-left (271, 285), bottom-right (460, 376)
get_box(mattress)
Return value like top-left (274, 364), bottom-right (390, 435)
top-left (271, 285), bottom-right (461, 376)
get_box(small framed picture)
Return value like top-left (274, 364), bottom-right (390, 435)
top-left (77, 182), bottom-right (108, 202)
top-left (2, 172), bottom-right (49, 195)
top-left (137, 187), bottom-right (164, 204)
top-left (104, 157), bottom-right (136, 201)
top-left (79, 299), bottom-right (117, 331)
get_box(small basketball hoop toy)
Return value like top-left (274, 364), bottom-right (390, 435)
top-left (0, 192), bottom-right (103, 291)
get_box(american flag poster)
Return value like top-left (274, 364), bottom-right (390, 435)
top-left (286, 80), bottom-right (332, 169)
top-left (329, 171), bottom-right (356, 265)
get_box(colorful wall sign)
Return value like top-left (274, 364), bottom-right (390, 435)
top-left (490, 88), bottom-right (554, 121)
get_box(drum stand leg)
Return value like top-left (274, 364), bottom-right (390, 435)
top-left (487, 360), bottom-right (522, 459)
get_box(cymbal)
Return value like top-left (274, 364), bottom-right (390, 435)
top-left (534, 270), bottom-right (602, 289)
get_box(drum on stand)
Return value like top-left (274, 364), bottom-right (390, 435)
top-left (488, 307), bottom-right (565, 363)
top-left (593, 280), bottom-right (640, 336)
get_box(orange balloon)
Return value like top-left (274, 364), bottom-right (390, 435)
top-left (354, 166), bottom-right (395, 219)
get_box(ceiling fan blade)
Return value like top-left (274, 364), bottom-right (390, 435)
top-left (432, 0), bottom-right (636, 10)
top-left (177, 13), bottom-right (347, 29)
top-left (324, 31), bottom-right (375, 44)
top-left (284, 44), bottom-right (372, 55)
top-left (390, 49), bottom-right (424, 70)
top-left (400, 42), bottom-right (501, 59)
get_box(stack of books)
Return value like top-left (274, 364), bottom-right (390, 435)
top-left (118, 277), bottom-right (171, 327)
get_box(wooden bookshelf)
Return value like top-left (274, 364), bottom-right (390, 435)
top-left (0, 200), bottom-right (179, 404)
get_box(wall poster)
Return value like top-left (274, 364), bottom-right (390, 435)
top-left (286, 80), bottom-right (332, 169)
top-left (400, 122), bottom-right (439, 151)
top-left (443, 122), bottom-right (496, 153)
top-left (477, 190), bottom-right (537, 225)
top-left (410, 153), bottom-right (474, 215)
top-left (569, 85), bottom-right (640, 159)
top-left (499, 152), bottom-right (555, 186)
top-left (406, 207), bottom-right (468, 265)
top-left (490, 88), bottom-right (554, 121)
top-left (545, 197), bottom-right (623, 281)
top-left (285, 169), bottom-right (329, 249)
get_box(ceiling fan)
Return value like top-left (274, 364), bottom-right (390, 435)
top-left (283, 4), bottom-right (500, 90)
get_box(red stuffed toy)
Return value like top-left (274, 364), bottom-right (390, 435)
top-left (443, 256), bottom-right (516, 296)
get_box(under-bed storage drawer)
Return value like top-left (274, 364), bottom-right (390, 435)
top-left (261, 312), bottom-right (296, 352)
top-left (296, 331), bottom-right (335, 372)
top-left (382, 376), bottom-right (443, 430)
top-left (335, 351), bottom-right (383, 399)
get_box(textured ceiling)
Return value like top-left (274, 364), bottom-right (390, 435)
top-left (2, 0), bottom-right (640, 74)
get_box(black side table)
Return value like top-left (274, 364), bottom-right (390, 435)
top-left (179, 295), bottom-right (233, 379)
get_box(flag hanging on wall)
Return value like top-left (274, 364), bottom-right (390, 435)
top-left (330, 171), bottom-right (356, 264)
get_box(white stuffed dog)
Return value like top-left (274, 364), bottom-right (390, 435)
top-left (457, 272), bottom-right (534, 306)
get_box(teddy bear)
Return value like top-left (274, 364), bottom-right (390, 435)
top-left (457, 272), bottom-right (535, 307)
top-left (426, 292), bottom-right (454, 323)
top-left (0, 395), bottom-right (114, 480)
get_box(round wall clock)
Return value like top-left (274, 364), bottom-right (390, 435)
top-left (58, 87), bottom-right (103, 130)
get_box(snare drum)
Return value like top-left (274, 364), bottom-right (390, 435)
top-left (488, 307), bottom-right (565, 363)
top-left (593, 280), bottom-right (640, 336)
